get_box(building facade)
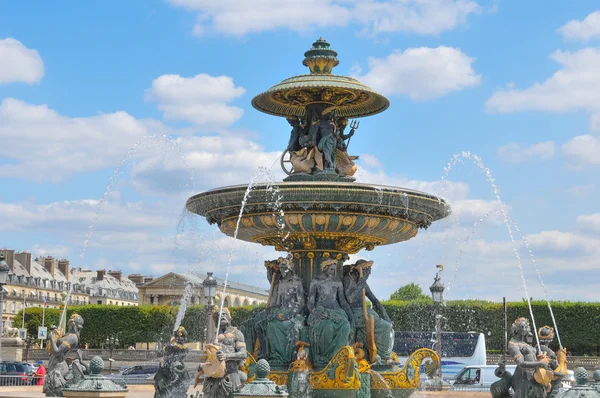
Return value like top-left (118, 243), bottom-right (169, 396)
top-left (0, 250), bottom-right (88, 328)
top-left (74, 269), bottom-right (141, 306)
top-left (137, 272), bottom-right (268, 308)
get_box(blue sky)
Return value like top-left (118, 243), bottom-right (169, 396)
top-left (1, 0), bottom-right (599, 302)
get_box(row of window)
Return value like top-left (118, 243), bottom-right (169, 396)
top-left (95, 288), bottom-right (138, 300)
top-left (7, 274), bottom-right (86, 294)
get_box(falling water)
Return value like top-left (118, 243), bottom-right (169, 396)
top-left (61, 135), bottom-right (195, 326)
top-left (443, 151), bottom-right (541, 349)
top-left (446, 209), bottom-right (499, 292)
top-left (214, 170), bottom-right (265, 342)
top-left (511, 220), bottom-right (563, 348)
top-left (173, 282), bottom-right (194, 331)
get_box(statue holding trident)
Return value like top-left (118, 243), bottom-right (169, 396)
top-left (343, 259), bottom-right (394, 363)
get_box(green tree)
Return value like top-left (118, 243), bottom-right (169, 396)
top-left (389, 283), bottom-right (430, 301)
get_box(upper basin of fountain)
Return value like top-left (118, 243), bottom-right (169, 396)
top-left (186, 181), bottom-right (450, 253)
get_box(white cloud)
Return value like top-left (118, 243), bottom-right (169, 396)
top-left (168, 0), bottom-right (480, 37)
top-left (354, 0), bottom-right (480, 36)
top-left (0, 98), bottom-right (168, 181)
top-left (450, 199), bottom-right (504, 225)
top-left (525, 230), bottom-right (600, 255)
top-left (486, 48), bottom-right (600, 124)
top-left (129, 134), bottom-right (283, 194)
top-left (576, 213), bottom-right (600, 233)
top-left (146, 74), bottom-right (245, 127)
top-left (558, 11), bottom-right (600, 41)
top-left (565, 184), bottom-right (596, 197)
top-left (356, 47), bottom-right (481, 100)
top-left (0, 38), bottom-right (44, 84)
top-left (561, 135), bottom-right (600, 167)
top-left (496, 141), bottom-right (556, 163)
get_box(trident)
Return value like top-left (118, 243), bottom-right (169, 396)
top-left (346, 120), bottom-right (360, 150)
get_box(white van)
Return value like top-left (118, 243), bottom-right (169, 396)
top-left (450, 365), bottom-right (517, 391)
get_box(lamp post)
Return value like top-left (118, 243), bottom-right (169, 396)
top-left (0, 254), bottom-right (10, 363)
top-left (202, 272), bottom-right (217, 345)
top-left (105, 335), bottom-right (120, 373)
top-left (429, 264), bottom-right (445, 379)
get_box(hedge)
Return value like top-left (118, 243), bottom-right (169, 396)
top-left (15, 301), bottom-right (599, 354)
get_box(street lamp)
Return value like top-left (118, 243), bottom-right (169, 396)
top-left (202, 272), bottom-right (217, 344)
top-left (429, 264), bottom-right (445, 379)
top-left (24, 335), bottom-right (36, 362)
top-left (105, 335), bottom-right (120, 373)
top-left (0, 254), bottom-right (10, 363)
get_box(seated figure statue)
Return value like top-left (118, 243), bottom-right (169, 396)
top-left (491, 317), bottom-right (553, 398)
top-left (343, 259), bottom-right (394, 363)
top-left (264, 257), bottom-right (305, 368)
top-left (44, 314), bottom-right (84, 397)
top-left (307, 257), bottom-right (354, 367)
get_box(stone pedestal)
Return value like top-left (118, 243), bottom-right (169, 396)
top-left (0, 337), bottom-right (24, 361)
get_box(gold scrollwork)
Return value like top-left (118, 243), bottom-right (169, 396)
top-left (241, 351), bottom-right (257, 383)
top-left (371, 348), bottom-right (440, 390)
top-left (309, 346), bottom-right (360, 390)
top-left (267, 371), bottom-right (288, 387)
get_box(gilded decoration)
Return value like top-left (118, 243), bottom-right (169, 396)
top-left (267, 371), bottom-right (288, 387)
top-left (309, 346), bottom-right (360, 390)
top-left (219, 211), bottom-right (419, 253)
top-left (371, 348), bottom-right (440, 390)
top-left (241, 351), bottom-right (257, 383)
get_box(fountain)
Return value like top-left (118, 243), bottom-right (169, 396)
top-left (186, 38), bottom-right (450, 397)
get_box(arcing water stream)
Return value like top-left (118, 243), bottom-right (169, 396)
top-left (60, 135), bottom-right (195, 328)
top-left (442, 151), bottom-right (564, 349)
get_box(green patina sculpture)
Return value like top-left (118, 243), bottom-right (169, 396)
top-left (343, 259), bottom-right (394, 363)
top-left (261, 256), bottom-right (305, 368)
top-left (154, 326), bottom-right (191, 398)
top-left (187, 37), bottom-right (453, 398)
top-left (307, 258), bottom-right (354, 368)
top-left (61, 356), bottom-right (128, 397)
top-left (538, 326), bottom-right (566, 398)
top-left (591, 370), bottom-right (600, 393)
top-left (563, 368), bottom-right (600, 398)
top-left (44, 314), bottom-right (84, 397)
top-left (234, 359), bottom-right (289, 397)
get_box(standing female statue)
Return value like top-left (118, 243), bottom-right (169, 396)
top-left (307, 258), bottom-right (354, 367)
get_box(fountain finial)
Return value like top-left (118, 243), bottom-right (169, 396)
top-left (302, 38), bottom-right (339, 74)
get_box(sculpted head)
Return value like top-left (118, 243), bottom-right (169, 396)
top-left (286, 116), bottom-right (299, 127)
top-left (68, 314), bottom-right (84, 333)
top-left (512, 317), bottom-right (531, 339)
top-left (320, 258), bottom-right (336, 277)
top-left (214, 307), bottom-right (232, 329)
top-left (352, 259), bottom-right (374, 279)
top-left (278, 257), bottom-right (292, 278)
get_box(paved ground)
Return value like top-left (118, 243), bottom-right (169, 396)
top-left (0, 386), bottom-right (492, 398)
top-left (0, 385), bottom-right (202, 398)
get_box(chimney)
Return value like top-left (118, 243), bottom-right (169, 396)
top-left (127, 274), bottom-right (144, 285)
top-left (15, 252), bottom-right (32, 274)
top-left (58, 259), bottom-right (70, 281)
top-left (97, 269), bottom-right (106, 281)
top-left (44, 257), bottom-right (56, 277)
top-left (108, 270), bottom-right (122, 281)
top-left (1, 250), bottom-right (15, 271)
top-left (143, 276), bottom-right (155, 284)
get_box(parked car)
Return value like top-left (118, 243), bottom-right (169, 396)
top-left (107, 363), bottom-right (159, 385)
top-left (450, 364), bottom-right (517, 391)
top-left (0, 361), bottom-right (34, 386)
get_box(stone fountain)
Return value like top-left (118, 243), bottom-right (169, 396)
top-left (186, 38), bottom-right (450, 398)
